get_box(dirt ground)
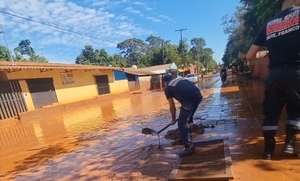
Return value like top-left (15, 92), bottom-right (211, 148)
top-left (0, 75), bottom-right (299, 181)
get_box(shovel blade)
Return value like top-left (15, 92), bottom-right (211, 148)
top-left (142, 128), bottom-right (157, 135)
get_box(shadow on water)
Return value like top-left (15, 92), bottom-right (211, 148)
top-left (7, 144), bottom-right (71, 175)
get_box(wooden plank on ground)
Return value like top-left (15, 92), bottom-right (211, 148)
top-left (169, 139), bottom-right (234, 181)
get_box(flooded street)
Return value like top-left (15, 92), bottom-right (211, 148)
top-left (1, 75), bottom-right (299, 181)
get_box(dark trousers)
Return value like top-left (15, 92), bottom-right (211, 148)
top-left (262, 67), bottom-right (300, 152)
top-left (177, 94), bottom-right (202, 148)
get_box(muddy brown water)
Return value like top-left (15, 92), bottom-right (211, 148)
top-left (0, 75), bottom-right (299, 181)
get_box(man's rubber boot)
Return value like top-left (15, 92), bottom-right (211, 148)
top-left (179, 145), bottom-right (196, 157)
top-left (263, 133), bottom-right (276, 160)
top-left (283, 126), bottom-right (298, 154)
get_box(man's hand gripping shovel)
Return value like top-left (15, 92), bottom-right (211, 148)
top-left (141, 123), bottom-right (172, 148)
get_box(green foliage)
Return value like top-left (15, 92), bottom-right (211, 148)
top-left (139, 55), bottom-right (152, 67)
top-left (163, 44), bottom-right (181, 65)
top-left (145, 35), bottom-right (164, 49)
top-left (75, 35), bottom-right (218, 72)
top-left (105, 54), bottom-right (128, 67)
top-left (151, 49), bottom-right (165, 65)
top-left (189, 38), bottom-right (216, 71)
top-left (177, 39), bottom-right (189, 66)
top-left (29, 54), bottom-right (48, 63)
top-left (117, 38), bottom-right (148, 66)
top-left (75, 45), bottom-right (97, 65)
top-left (14, 39), bottom-right (35, 57)
top-left (0, 45), bottom-right (12, 61)
top-left (191, 37), bottom-right (206, 49)
top-left (10, 39), bottom-right (48, 62)
top-left (222, 0), bottom-right (283, 65)
top-left (95, 49), bottom-right (110, 66)
top-left (75, 46), bottom-right (128, 67)
top-left (145, 35), bottom-right (172, 66)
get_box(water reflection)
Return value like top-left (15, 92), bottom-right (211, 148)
top-left (63, 106), bottom-right (103, 136)
top-left (0, 75), bottom-right (242, 177)
top-left (0, 90), bottom-right (168, 174)
top-left (0, 122), bottom-right (38, 149)
top-left (1, 75), bottom-right (297, 181)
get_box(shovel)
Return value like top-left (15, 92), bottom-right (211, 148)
top-left (142, 123), bottom-right (172, 148)
top-left (142, 123), bottom-right (172, 135)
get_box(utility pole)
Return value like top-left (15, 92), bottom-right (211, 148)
top-left (175, 28), bottom-right (187, 44)
top-left (0, 24), bottom-right (14, 65)
top-left (162, 40), bottom-right (164, 64)
top-left (175, 28), bottom-right (187, 68)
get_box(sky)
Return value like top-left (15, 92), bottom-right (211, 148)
top-left (0, 0), bottom-right (241, 64)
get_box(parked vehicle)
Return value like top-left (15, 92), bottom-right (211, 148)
top-left (185, 73), bottom-right (198, 84)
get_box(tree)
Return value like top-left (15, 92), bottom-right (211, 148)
top-left (75, 36), bottom-right (216, 69)
top-left (111, 54), bottom-right (128, 67)
top-left (201, 48), bottom-right (214, 72)
top-left (189, 38), bottom-right (216, 72)
top-left (222, 6), bottom-right (248, 66)
top-left (117, 38), bottom-right (149, 66)
top-left (75, 45), bottom-right (96, 65)
top-left (29, 54), bottom-right (48, 63)
top-left (222, 0), bottom-right (283, 65)
top-left (221, 10), bottom-right (240, 36)
top-left (95, 49), bottom-right (110, 66)
top-left (241, 0), bottom-right (282, 44)
top-left (177, 38), bottom-right (189, 66)
top-left (145, 36), bottom-right (172, 66)
top-left (190, 38), bottom-right (207, 63)
top-left (14, 39), bottom-right (35, 58)
top-left (0, 45), bottom-right (12, 61)
top-left (146, 35), bottom-right (164, 48)
top-left (190, 37), bottom-right (206, 50)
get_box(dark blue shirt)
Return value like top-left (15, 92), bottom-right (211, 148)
top-left (164, 78), bottom-right (201, 105)
top-left (253, 6), bottom-right (300, 68)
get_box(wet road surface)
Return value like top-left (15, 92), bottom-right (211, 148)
top-left (0, 74), bottom-right (299, 181)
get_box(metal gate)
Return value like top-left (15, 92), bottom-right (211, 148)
top-left (127, 74), bottom-right (140, 91)
top-left (95, 75), bottom-right (110, 95)
top-left (128, 81), bottom-right (140, 91)
top-left (26, 78), bottom-right (58, 109)
top-left (0, 81), bottom-right (27, 120)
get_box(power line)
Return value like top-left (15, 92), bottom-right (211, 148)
top-left (0, 10), bottom-right (117, 45)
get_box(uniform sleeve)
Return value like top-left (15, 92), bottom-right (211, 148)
top-left (164, 87), bottom-right (172, 100)
top-left (253, 25), bottom-right (267, 46)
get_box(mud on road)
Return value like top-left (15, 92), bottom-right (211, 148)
top-left (1, 75), bottom-right (299, 181)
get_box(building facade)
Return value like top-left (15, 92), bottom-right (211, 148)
top-left (0, 61), bottom-right (130, 120)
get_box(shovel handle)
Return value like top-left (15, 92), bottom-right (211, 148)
top-left (157, 123), bottom-right (172, 134)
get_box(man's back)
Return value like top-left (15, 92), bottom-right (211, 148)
top-left (164, 78), bottom-right (200, 104)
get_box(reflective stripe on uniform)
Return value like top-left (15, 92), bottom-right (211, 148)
top-left (287, 120), bottom-right (300, 128)
top-left (168, 78), bottom-right (182, 87)
top-left (262, 126), bottom-right (278, 131)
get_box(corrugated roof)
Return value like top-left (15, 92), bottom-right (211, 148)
top-left (122, 68), bottom-right (155, 76)
top-left (138, 63), bottom-right (173, 72)
top-left (0, 61), bottom-right (120, 71)
top-left (122, 63), bottom-right (178, 76)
